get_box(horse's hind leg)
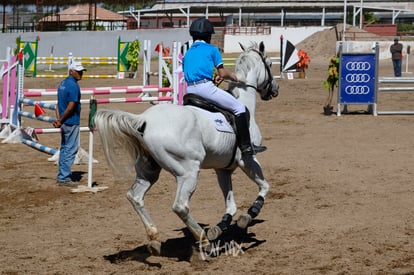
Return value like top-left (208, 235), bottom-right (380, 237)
top-left (126, 159), bottom-right (162, 255)
top-left (206, 169), bottom-right (237, 241)
top-left (237, 157), bottom-right (270, 229)
top-left (172, 169), bottom-right (210, 248)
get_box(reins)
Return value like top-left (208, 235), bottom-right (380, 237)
top-left (224, 48), bottom-right (274, 96)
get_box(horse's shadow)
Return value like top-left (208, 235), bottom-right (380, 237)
top-left (104, 220), bottom-right (266, 265)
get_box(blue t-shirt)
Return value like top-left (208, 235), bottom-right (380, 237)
top-left (57, 75), bottom-right (81, 125)
top-left (183, 41), bottom-right (223, 83)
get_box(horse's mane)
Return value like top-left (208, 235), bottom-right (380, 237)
top-left (234, 41), bottom-right (262, 82)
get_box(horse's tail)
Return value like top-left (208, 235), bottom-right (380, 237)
top-left (94, 109), bottom-right (147, 175)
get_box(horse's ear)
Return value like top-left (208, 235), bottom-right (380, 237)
top-left (259, 41), bottom-right (265, 54)
top-left (239, 42), bottom-right (245, 51)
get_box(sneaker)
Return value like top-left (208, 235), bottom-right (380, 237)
top-left (57, 181), bottom-right (78, 188)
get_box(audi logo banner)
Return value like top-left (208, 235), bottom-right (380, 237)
top-left (339, 53), bottom-right (376, 104)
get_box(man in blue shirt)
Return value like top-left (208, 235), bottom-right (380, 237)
top-left (53, 61), bottom-right (86, 187)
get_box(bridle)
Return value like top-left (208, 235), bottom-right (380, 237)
top-left (227, 45), bottom-right (277, 100)
top-left (249, 49), bottom-right (276, 101)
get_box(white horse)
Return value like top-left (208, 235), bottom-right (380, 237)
top-left (94, 41), bottom-right (279, 255)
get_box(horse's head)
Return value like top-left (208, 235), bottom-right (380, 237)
top-left (237, 41), bottom-right (279, 101)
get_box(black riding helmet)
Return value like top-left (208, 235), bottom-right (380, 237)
top-left (189, 18), bottom-right (214, 43)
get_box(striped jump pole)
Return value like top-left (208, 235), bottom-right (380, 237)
top-left (34, 126), bottom-right (90, 134)
top-left (37, 56), bottom-right (118, 64)
top-left (37, 59), bottom-right (117, 65)
top-left (18, 111), bottom-right (55, 123)
top-left (17, 96), bottom-right (173, 105)
top-left (23, 85), bottom-right (173, 97)
top-left (19, 98), bottom-right (56, 110)
top-left (36, 74), bottom-right (118, 79)
top-left (80, 74), bottom-right (118, 78)
top-left (23, 85), bottom-right (158, 94)
top-left (36, 61), bottom-right (68, 65)
top-left (21, 138), bottom-right (57, 155)
top-left (94, 96), bottom-right (173, 104)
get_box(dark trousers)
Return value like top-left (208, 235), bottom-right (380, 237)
top-left (392, 59), bottom-right (402, 77)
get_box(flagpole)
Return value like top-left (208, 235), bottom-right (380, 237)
top-left (360, 0), bottom-right (363, 29)
top-left (280, 35), bottom-right (283, 78)
top-left (343, 0), bottom-right (347, 41)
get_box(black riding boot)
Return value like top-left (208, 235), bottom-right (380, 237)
top-left (235, 113), bottom-right (265, 180)
top-left (235, 113), bottom-right (255, 161)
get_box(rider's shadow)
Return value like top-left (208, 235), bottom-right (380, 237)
top-left (209, 219), bottom-right (267, 256)
top-left (103, 220), bottom-right (266, 264)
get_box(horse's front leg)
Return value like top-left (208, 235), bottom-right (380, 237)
top-left (206, 169), bottom-right (237, 241)
top-left (237, 156), bottom-right (270, 229)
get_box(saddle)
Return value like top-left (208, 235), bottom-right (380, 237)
top-left (183, 93), bottom-right (267, 153)
top-left (183, 93), bottom-right (235, 125)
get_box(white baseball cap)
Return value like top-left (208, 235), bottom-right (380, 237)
top-left (69, 61), bottom-right (86, 71)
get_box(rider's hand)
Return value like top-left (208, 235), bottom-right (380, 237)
top-left (214, 75), bottom-right (222, 84)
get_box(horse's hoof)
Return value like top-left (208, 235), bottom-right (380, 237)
top-left (147, 240), bottom-right (161, 256)
top-left (207, 225), bottom-right (223, 241)
top-left (237, 214), bottom-right (252, 229)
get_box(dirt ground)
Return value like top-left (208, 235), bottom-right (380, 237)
top-left (1, 27), bottom-right (414, 274)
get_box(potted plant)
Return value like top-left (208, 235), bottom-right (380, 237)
top-left (126, 38), bottom-right (141, 78)
top-left (296, 49), bottom-right (310, 78)
top-left (323, 55), bottom-right (340, 115)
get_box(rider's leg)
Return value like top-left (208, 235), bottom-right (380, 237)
top-left (235, 112), bottom-right (255, 159)
top-left (188, 82), bottom-right (265, 154)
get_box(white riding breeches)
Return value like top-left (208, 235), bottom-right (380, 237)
top-left (186, 81), bottom-right (246, 115)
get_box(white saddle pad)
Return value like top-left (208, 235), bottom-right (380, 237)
top-left (186, 106), bottom-right (234, 133)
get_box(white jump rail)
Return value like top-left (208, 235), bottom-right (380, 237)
top-left (377, 77), bottom-right (414, 115)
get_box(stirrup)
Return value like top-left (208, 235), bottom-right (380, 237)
top-left (241, 146), bottom-right (255, 156)
top-left (253, 145), bottom-right (267, 153)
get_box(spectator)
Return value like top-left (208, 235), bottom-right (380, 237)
top-left (53, 62), bottom-right (86, 187)
top-left (390, 37), bottom-right (403, 77)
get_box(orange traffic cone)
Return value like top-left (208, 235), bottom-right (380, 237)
top-left (34, 103), bottom-right (45, 117)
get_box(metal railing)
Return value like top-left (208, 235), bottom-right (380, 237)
top-left (225, 26), bottom-right (271, 35)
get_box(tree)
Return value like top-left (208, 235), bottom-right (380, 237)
top-left (363, 11), bottom-right (378, 25)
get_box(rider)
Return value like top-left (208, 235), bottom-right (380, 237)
top-left (183, 17), bottom-right (256, 164)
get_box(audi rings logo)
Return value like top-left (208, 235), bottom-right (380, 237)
top-left (345, 85), bottom-right (370, 95)
top-left (345, 74), bottom-right (371, 83)
top-left (345, 61), bottom-right (371, 71)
